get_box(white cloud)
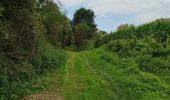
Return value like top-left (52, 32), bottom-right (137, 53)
top-left (59, 0), bottom-right (86, 7)
top-left (59, 0), bottom-right (170, 31)
top-left (60, 0), bottom-right (170, 19)
top-left (86, 0), bottom-right (170, 18)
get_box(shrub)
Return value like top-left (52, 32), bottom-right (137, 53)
top-left (136, 55), bottom-right (169, 74)
top-left (106, 37), bottom-right (166, 58)
top-left (107, 39), bottom-right (136, 52)
top-left (106, 39), bottom-right (137, 57)
top-left (0, 38), bottom-right (67, 99)
top-left (31, 43), bottom-right (67, 74)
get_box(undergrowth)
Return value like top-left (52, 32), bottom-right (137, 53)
top-left (83, 47), bottom-right (170, 99)
top-left (0, 36), bottom-right (67, 100)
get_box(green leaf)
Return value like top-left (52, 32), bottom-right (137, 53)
top-left (0, 7), bottom-right (4, 16)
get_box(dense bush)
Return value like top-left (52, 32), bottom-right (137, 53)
top-left (0, 0), bottom-right (68, 99)
top-left (40, 1), bottom-right (72, 47)
top-left (74, 23), bottom-right (96, 49)
top-left (94, 30), bottom-right (107, 47)
top-left (105, 35), bottom-right (170, 75)
top-left (136, 55), bottom-right (170, 74)
top-left (106, 39), bottom-right (138, 57)
top-left (0, 35), bottom-right (67, 99)
top-left (106, 36), bottom-right (167, 57)
top-left (107, 39), bottom-right (136, 52)
top-left (31, 38), bottom-right (67, 75)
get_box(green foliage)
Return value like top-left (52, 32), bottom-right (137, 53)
top-left (106, 39), bottom-right (170, 75)
top-left (136, 55), bottom-right (170, 74)
top-left (117, 24), bottom-right (134, 31)
top-left (41, 1), bottom-right (72, 47)
top-left (73, 8), bottom-right (97, 30)
top-left (107, 39), bottom-right (135, 52)
top-left (0, 37), bottom-right (67, 100)
top-left (106, 39), bottom-right (137, 57)
top-left (74, 23), bottom-right (96, 49)
top-left (95, 30), bottom-right (107, 47)
top-left (106, 36), bottom-right (168, 57)
top-left (73, 8), bottom-right (97, 49)
top-left (31, 37), bottom-right (67, 75)
top-left (0, 21), bottom-right (10, 52)
top-left (95, 17), bottom-right (170, 99)
top-left (81, 48), bottom-right (170, 99)
top-left (101, 18), bottom-right (170, 45)
top-left (0, 0), bottom-right (68, 99)
top-left (1, 0), bottom-right (44, 60)
top-left (0, 7), bottom-right (4, 16)
top-left (1, 0), bottom-right (170, 99)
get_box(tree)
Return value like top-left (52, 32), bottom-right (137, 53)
top-left (60, 17), bottom-right (73, 47)
top-left (73, 8), bottom-right (97, 31)
top-left (74, 23), bottom-right (94, 48)
top-left (117, 24), bottom-right (129, 31)
top-left (2, 0), bottom-right (43, 59)
top-left (95, 30), bottom-right (107, 47)
top-left (41, 0), bottom-right (72, 47)
top-left (0, 0), bottom-right (44, 99)
top-left (72, 8), bottom-right (97, 48)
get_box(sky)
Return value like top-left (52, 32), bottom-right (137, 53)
top-left (57, 0), bottom-right (170, 32)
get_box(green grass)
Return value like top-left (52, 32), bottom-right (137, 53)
top-left (59, 50), bottom-right (115, 100)
top-left (82, 48), bottom-right (170, 100)
top-left (24, 47), bottom-right (170, 100)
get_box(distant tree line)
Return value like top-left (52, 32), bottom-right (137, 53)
top-left (101, 18), bottom-right (170, 45)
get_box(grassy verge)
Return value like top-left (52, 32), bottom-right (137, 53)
top-left (82, 47), bottom-right (170, 100)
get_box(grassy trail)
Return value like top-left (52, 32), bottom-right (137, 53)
top-left (23, 49), bottom-right (170, 100)
top-left (23, 50), bottom-right (114, 100)
top-left (60, 50), bottom-right (114, 100)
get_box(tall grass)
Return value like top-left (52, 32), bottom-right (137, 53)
top-left (83, 47), bottom-right (170, 99)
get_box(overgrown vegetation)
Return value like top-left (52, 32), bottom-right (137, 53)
top-left (1, 0), bottom-right (170, 100)
top-left (72, 8), bottom-right (98, 49)
top-left (101, 18), bottom-right (170, 45)
top-left (96, 18), bottom-right (170, 99)
top-left (0, 0), bottom-right (67, 99)
top-left (40, 0), bottom-right (72, 47)
top-left (83, 48), bottom-right (170, 99)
